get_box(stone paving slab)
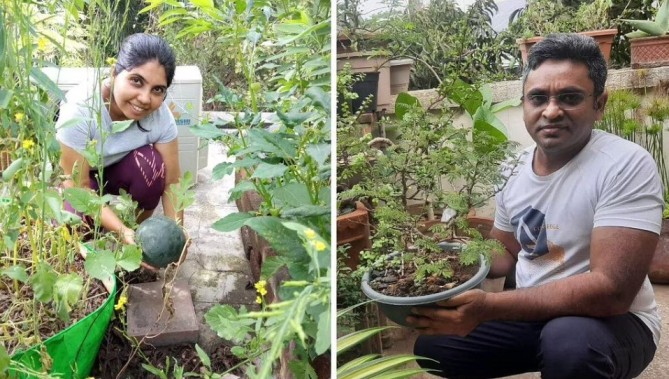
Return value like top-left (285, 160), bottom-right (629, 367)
top-left (126, 279), bottom-right (199, 347)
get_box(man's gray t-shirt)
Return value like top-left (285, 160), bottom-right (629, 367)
top-left (495, 130), bottom-right (663, 346)
top-left (55, 80), bottom-right (177, 168)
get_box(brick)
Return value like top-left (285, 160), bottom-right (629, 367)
top-left (127, 279), bottom-right (199, 347)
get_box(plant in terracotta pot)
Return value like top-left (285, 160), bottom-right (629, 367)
top-left (622, 0), bottom-right (669, 67)
top-left (343, 86), bottom-right (517, 327)
top-left (509, 0), bottom-right (618, 65)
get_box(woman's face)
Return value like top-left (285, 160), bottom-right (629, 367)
top-left (109, 59), bottom-right (168, 121)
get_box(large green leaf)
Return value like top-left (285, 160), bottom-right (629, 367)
top-left (111, 120), bottom-right (134, 133)
top-left (204, 305), bottom-right (254, 342)
top-left (188, 122), bottom-right (228, 139)
top-left (368, 368), bottom-right (432, 379)
top-left (30, 67), bottom-right (65, 101)
top-left (244, 216), bottom-right (307, 259)
top-left (273, 183), bottom-right (312, 207)
top-left (394, 92), bottom-right (420, 120)
top-left (0, 344), bottom-right (8, 375)
top-left (250, 163), bottom-right (288, 179)
top-left (281, 205), bottom-right (330, 218)
top-left (306, 143), bottom-right (331, 168)
top-left (241, 129), bottom-right (297, 159)
top-left (212, 212), bottom-right (255, 232)
top-left (656, 0), bottom-right (669, 30)
top-left (54, 273), bottom-right (84, 321)
top-left (472, 106), bottom-right (508, 143)
top-left (30, 262), bottom-right (57, 302)
top-left (0, 89), bottom-right (13, 109)
top-left (490, 97), bottom-right (521, 113)
top-left (260, 255), bottom-right (289, 279)
top-left (314, 301), bottom-right (331, 355)
top-left (337, 327), bottom-right (395, 355)
top-left (63, 187), bottom-right (97, 213)
top-left (622, 19), bottom-right (665, 36)
top-left (2, 158), bottom-right (24, 182)
top-left (116, 245), bottom-right (142, 271)
top-left (1, 264), bottom-right (28, 283)
top-left (338, 355), bottom-right (422, 379)
top-left (84, 250), bottom-right (116, 282)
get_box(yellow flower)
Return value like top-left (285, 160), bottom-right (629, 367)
top-left (312, 240), bottom-right (326, 252)
top-left (22, 139), bottom-right (34, 150)
top-left (106, 57), bottom-right (117, 66)
top-left (37, 36), bottom-right (48, 52)
top-left (254, 280), bottom-right (268, 296)
top-left (14, 112), bottom-right (24, 123)
top-left (114, 294), bottom-right (128, 311)
top-left (255, 295), bottom-right (262, 304)
top-left (304, 228), bottom-right (316, 240)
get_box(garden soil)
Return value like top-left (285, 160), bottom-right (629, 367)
top-left (91, 270), bottom-right (243, 378)
top-left (369, 251), bottom-right (478, 297)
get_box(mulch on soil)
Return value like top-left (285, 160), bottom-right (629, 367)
top-left (91, 270), bottom-right (243, 379)
top-left (368, 250), bottom-right (479, 297)
top-left (0, 253), bottom-right (108, 355)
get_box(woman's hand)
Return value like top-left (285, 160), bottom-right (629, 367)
top-left (120, 227), bottom-right (159, 272)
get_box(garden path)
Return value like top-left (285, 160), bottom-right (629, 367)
top-left (162, 141), bottom-right (257, 351)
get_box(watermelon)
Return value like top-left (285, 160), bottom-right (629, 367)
top-left (136, 215), bottom-right (186, 268)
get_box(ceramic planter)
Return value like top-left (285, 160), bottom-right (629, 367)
top-left (630, 35), bottom-right (669, 68)
top-left (10, 280), bottom-right (117, 379)
top-left (361, 242), bottom-right (490, 326)
top-left (517, 28), bottom-right (618, 65)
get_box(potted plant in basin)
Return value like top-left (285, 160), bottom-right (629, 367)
top-left (343, 86), bottom-right (516, 326)
top-left (622, 0), bottom-right (669, 68)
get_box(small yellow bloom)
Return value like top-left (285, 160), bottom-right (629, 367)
top-left (22, 139), bottom-right (35, 150)
top-left (14, 112), bottom-right (24, 123)
top-left (255, 296), bottom-right (262, 304)
top-left (37, 36), bottom-right (48, 52)
top-left (114, 294), bottom-right (128, 311)
top-left (106, 57), bottom-right (117, 66)
top-left (312, 240), bottom-right (326, 252)
top-left (254, 280), bottom-right (268, 296)
top-left (304, 228), bottom-right (316, 240)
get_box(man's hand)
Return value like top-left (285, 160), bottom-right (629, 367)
top-left (406, 289), bottom-right (488, 337)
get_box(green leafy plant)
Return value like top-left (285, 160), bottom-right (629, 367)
top-left (623, 0), bottom-right (669, 38)
top-left (336, 303), bottom-right (432, 379)
top-left (141, 0), bottom-right (331, 377)
top-left (0, 1), bottom-right (152, 376)
top-left (596, 89), bottom-right (669, 196)
top-left (341, 83), bottom-right (515, 294)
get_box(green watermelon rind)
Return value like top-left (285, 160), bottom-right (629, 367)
top-left (136, 215), bottom-right (186, 268)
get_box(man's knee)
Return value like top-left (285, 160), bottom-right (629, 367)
top-left (540, 317), bottom-right (614, 379)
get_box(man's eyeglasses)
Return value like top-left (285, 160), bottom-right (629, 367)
top-left (521, 92), bottom-right (594, 110)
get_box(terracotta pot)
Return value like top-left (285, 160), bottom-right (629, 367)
top-left (336, 201), bottom-right (371, 269)
top-left (650, 219), bottom-right (669, 284)
top-left (630, 35), bottom-right (669, 68)
top-left (517, 28), bottom-right (618, 66)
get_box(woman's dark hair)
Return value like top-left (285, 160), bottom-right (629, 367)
top-left (114, 33), bottom-right (176, 87)
top-left (522, 33), bottom-right (607, 97)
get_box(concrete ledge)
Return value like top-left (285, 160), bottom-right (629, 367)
top-left (383, 66), bottom-right (669, 114)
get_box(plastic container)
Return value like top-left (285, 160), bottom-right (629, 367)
top-left (10, 280), bottom-right (117, 378)
top-left (361, 242), bottom-right (490, 326)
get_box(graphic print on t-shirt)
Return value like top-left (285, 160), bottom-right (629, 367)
top-left (511, 206), bottom-right (549, 259)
